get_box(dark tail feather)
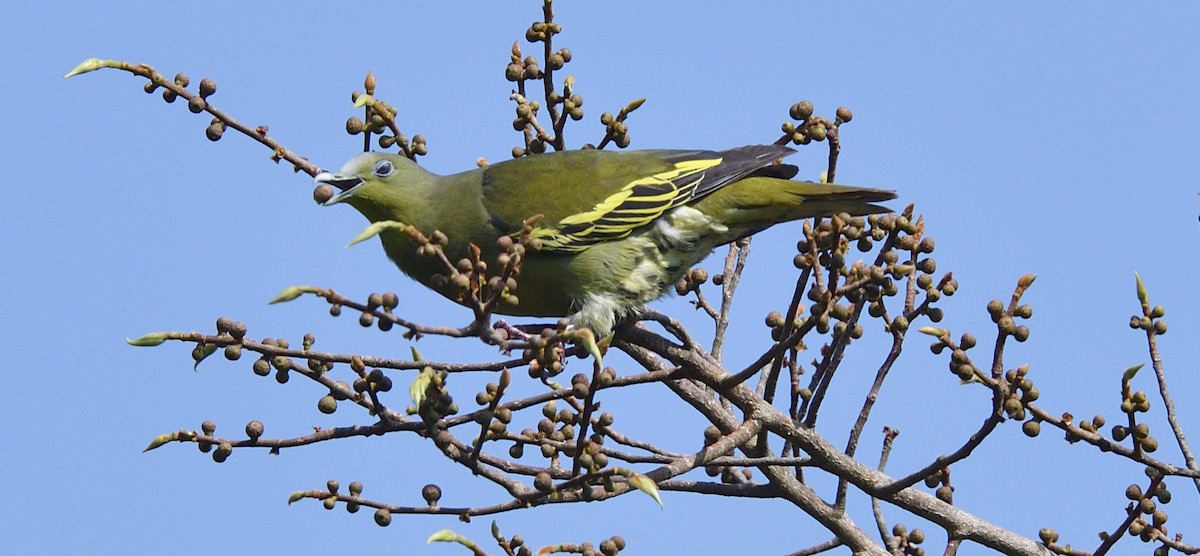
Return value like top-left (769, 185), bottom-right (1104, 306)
top-left (706, 177), bottom-right (897, 229)
top-left (790, 185), bottom-right (897, 217)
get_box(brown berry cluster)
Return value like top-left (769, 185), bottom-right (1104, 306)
top-left (594, 99), bottom-right (645, 150)
top-left (524, 325), bottom-right (569, 378)
top-left (701, 426), bottom-right (754, 485)
top-left (502, 0), bottom-right (643, 154)
top-left (345, 71), bottom-right (427, 160)
top-left (779, 100), bottom-right (852, 146)
top-left (472, 370), bottom-right (515, 444)
top-left (783, 209), bottom-right (955, 346)
top-left (922, 467), bottom-right (955, 505)
top-left (1122, 474), bottom-right (1174, 548)
top-left (408, 367), bottom-right (457, 425)
top-left (999, 364), bottom-right (1037, 422)
top-left (1129, 304), bottom-right (1168, 335)
top-left (674, 267), bottom-right (709, 296)
top-left (889, 523), bottom-right (928, 556)
top-left (355, 291), bottom-right (401, 331)
top-left (1112, 381), bottom-right (1160, 454)
top-left (427, 233), bottom-right (525, 316)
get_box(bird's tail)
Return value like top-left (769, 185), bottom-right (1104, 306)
top-left (703, 176), bottom-right (897, 228)
top-left (779, 181), bottom-right (897, 218)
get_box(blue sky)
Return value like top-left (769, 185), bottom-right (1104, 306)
top-left (4, 2), bottom-right (1199, 554)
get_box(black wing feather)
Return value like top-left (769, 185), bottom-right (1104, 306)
top-left (677, 145), bottom-right (797, 200)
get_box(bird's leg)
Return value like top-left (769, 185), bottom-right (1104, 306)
top-left (492, 320), bottom-right (526, 341)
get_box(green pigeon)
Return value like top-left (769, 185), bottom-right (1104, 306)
top-left (315, 145), bottom-right (895, 334)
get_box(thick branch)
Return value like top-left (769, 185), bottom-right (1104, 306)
top-left (620, 326), bottom-right (1054, 556)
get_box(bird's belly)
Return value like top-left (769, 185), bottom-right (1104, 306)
top-left (511, 206), bottom-right (732, 329)
top-left (386, 207), bottom-right (734, 330)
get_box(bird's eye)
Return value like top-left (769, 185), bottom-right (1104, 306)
top-left (373, 160), bottom-right (394, 177)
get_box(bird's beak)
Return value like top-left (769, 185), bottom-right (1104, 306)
top-left (314, 171), bottom-right (364, 206)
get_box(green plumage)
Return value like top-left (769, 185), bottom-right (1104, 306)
top-left (316, 145), bottom-right (896, 333)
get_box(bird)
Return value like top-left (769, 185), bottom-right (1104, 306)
top-left (314, 145), bottom-right (896, 335)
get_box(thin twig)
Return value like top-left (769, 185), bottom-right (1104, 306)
top-left (65, 59), bottom-right (321, 176)
top-left (785, 538), bottom-right (845, 556)
top-left (841, 333), bottom-right (905, 508)
top-left (873, 427), bottom-right (900, 553)
top-left (1141, 321), bottom-right (1200, 495)
top-left (1093, 475), bottom-right (1162, 556)
top-left (878, 411), bottom-right (1003, 497)
top-left (712, 237), bottom-right (751, 361)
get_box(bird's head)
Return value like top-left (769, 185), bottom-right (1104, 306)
top-left (314, 152), bottom-right (431, 222)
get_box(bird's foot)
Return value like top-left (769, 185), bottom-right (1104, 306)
top-left (494, 320), bottom-right (607, 370)
top-left (492, 320), bottom-right (529, 342)
top-left (492, 320), bottom-right (545, 342)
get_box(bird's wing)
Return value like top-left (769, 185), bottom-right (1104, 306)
top-left (481, 145), bottom-right (796, 253)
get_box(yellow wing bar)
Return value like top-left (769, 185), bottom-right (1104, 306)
top-left (532, 158), bottom-right (722, 253)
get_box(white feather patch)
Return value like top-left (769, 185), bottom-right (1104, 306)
top-left (571, 207), bottom-right (732, 334)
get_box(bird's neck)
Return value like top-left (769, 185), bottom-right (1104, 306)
top-left (360, 171), bottom-right (491, 291)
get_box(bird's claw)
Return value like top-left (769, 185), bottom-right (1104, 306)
top-left (493, 320), bottom-right (533, 341)
top-left (493, 320), bottom-right (607, 370)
